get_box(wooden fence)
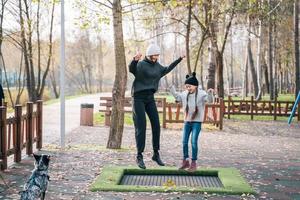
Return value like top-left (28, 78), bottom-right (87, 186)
top-left (224, 96), bottom-right (300, 121)
top-left (100, 97), bottom-right (224, 129)
top-left (0, 100), bottom-right (43, 170)
top-left (162, 98), bottom-right (224, 129)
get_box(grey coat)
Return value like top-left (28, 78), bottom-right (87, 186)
top-left (170, 86), bottom-right (213, 122)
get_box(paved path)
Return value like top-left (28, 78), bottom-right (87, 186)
top-left (43, 93), bottom-right (106, 145)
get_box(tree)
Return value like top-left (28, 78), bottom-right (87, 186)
top-left (247, 18), bottom-right (259, 97)
top-left (294, 0), bottom-right (299, 97)
top-left (17, 0), bottom-right (56, 102)
top-left (255, 1), bottom-right (263, 100)
top-left (1, 0), bottom-right (26, 106)
top-left (268, 0), bottom-right (275, 100)
top-left (207, 0), bottom-right (236, 98)
top-left (97, 36), bottom-right (105, 92)
top-left (0, 0), bottom-right (8, 85)
top-left (106, 0), bottom-right (127, 149)
top-left (185, 0), bottom-right (192, 74)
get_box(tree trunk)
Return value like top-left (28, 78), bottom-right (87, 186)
top-left (216, 50), bottom-right (224, 98)
top-left (172, 32), bottom-right (178, 88)
top-left (199, 48), bottom-right (204, 88)
top-left (268, 0), bottom-right (274, 100)
top-left (273, 23), bottom-right (278, 98)
top-left (18, 0), bottom-right (54, 102)
top-left (107, 0), bottom-right (127, 149)
top-left (87, 64), bottom-right (92, 93)
top-left (263, 54), bottom-right (270, 94)
top-left (37, 0), bottom-right (55, 99)
top-left (80, 63), bottom-right (89, 93)
top-left (186, 0), bottom-right (192, 74)
top-left (248, 37), bottom-right (259, 97)
top-left (242, 45), bottom-right (249, 99)
top-left (230, 32), bottom-right (234, 89)
top-left (160, 26), bottom-right (169, 90)
top-left (256, 16), bottom-right (263, 100)
top-left (98, 36), bottom-right (104, 92)
top-left (130, 5), bottom-right (140, 52)
top-left (0, 54), bottom-right (14, 106)
top-left (294, 0), bottom-right (300, 97)
top-left (207, 41), bottom-right (216, 90)
top-left (279, 56), bottom-right (283, 94)
top-left (19, 0), bottom-right (33, 101)
top-left (50, 67), bottom-right (59, 98)
top-left (24, 0), bottom-right (37, 101)
top-left (225, 56), bottom-right (230, 95)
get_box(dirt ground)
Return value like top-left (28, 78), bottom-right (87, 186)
top-left (0, 120), bottom-right (299, 200)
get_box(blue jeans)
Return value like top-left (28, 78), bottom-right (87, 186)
top-left (182, 122), bottom-right (202, 160)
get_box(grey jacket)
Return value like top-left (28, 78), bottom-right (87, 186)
top-left (129, 57), bottom-right (182, 96)
top-left (170, 86), bottom-right (213, 122)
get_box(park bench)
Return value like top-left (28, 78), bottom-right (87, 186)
top-left (228, 87), bottom-right (243, 97)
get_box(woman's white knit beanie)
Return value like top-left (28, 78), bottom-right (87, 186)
top-left (146, 44), bottom-right (161, 56)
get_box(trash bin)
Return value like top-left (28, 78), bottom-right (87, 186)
top-left (80, 103), bottom-right (94, 126)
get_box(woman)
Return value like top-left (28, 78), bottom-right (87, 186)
top-left (129, 44), bottom-right (185, 169)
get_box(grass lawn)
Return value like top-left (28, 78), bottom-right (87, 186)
top-left (90, 166), bottom-right (255, 195)
top-left (224, 115), bottom-right (289, 121)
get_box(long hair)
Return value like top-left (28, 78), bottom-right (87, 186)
top-left (185, 88), bottom-right (198, 120)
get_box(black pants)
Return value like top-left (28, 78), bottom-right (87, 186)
top-left (133, 92), bottom-right (160, 154)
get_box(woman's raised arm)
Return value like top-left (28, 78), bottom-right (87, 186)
top-left (129, 53), bottom-right (142, 75)
top-left (161, 55), bottom-right (185, 77)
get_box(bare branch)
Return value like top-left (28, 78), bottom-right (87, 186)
top-left (91, 0), bottom-right (112, 9)
top-left (122, 0), bottom-right (164, 9)
top-left (221, 1), bottom-right (236, 54)
top-left (122, 5), bottom-right (147, 14)
top-left (169, 17), bottom-right (188, 26)
top-left (134, 31), bottom-right (186, 43)
top-left (106, 0), bottom-right (113, 5)
top-left (192, 11), bottom-right (207, 32)
top-left (267, 1), bottom-right (281, 16)
top-left (193, 31), bottom-right (209, 72)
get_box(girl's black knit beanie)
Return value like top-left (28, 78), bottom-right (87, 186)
top-left (185, 72), bottom-right (199, 86)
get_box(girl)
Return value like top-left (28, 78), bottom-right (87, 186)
top-left (170, 72), bottom-right (213, 172)
top-left (129, 44), bottom-right (185, 169)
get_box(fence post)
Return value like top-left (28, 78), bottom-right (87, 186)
top-left (220, 98), bottom-right (224, 130)
top-left (26, 102), bottom-right (33, 155)
top-left (162, 98), bottom-right (166, 128)
top-left (250, 96), bottom-right (254, 120)
top-left (0, 106), bottom-right (7, 170)
top-left (228, 96), bottom-right (231, 119)
top-left (274, 96), bottom-right (277, 120)
top-left (36, 100), bottom-right (43, 150)
top-left (14, 105), bottom-right (22, 163)
top-left (298, 101), bottom-right (300, 122)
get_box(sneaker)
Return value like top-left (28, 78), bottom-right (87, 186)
top-left (179, 159), bottom-right (190, 170)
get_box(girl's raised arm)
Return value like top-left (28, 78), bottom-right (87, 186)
top-left (169, 85), bottom-right (183, 102)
